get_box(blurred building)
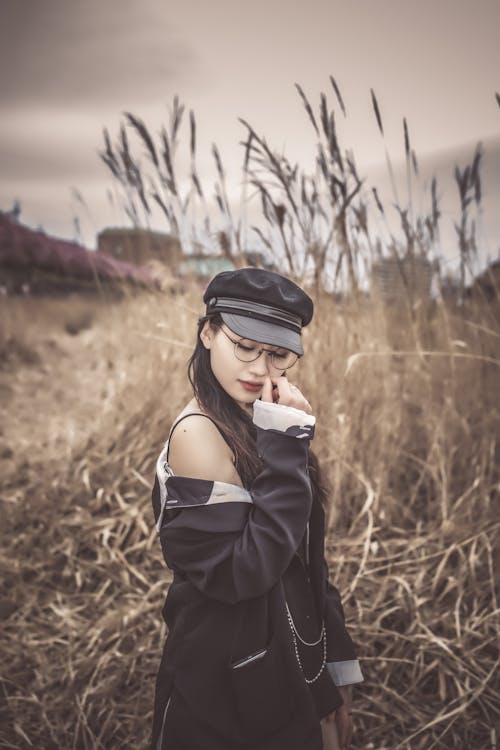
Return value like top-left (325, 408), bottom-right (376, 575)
top-left (97, 227), bottom-right (182, 267)
top-left (177, 255), bottom-right (234, 279)
top-left (97, 227), bottom-right (239, 281)
top-left (466, 258), bottom-right (500, 302)
top-left (371, 253), bottom-right (434, 304)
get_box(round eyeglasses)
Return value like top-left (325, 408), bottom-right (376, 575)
top-left (219, 326), bottom-right (299, 370)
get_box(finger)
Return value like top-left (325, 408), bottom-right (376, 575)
top-left (271, 375), bottom-right (292, 404)
top-left (346, 720), bottom-right (353, 750)
top-left (320, 717), bottom-right (339, 750)
top-left (261, 376), bottom-right (273, 403)
top-left (335, 710), bottom-right (352, 750)
top-left (289, 384), bottom-right (312, 413)
top-left (336, 686), bottom-right (353, 749)
top-left (335, 711), bottom-right (347, 746)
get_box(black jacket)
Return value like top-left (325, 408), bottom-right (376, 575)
top-left (150, 400), bottom-right (362, 749)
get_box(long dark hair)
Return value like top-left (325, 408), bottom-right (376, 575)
top-left (188, 313), bottom-right (329, 506)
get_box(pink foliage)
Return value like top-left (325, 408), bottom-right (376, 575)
top-left (0, 213), bottom-right (157, 288)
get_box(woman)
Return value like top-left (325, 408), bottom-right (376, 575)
top-left (151, 268), bottom-right (363, 750)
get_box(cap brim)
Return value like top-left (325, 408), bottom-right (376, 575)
top-left (221, 312), bottom-right (303, 356)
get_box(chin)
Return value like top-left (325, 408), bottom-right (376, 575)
top-left (239, 395), bottom-right (256, 404)
top-left (235, 396), bottom-right (255, 413)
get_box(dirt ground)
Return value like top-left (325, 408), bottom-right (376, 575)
top-left (0, 292), bottom-right (189, 489)
top-left (1, 329), bottom-right (107, 472)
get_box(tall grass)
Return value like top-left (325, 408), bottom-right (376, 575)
top-left (99, 81), bottom-right (486, 298)
top-left (1, 283), bottom-right (498, 749)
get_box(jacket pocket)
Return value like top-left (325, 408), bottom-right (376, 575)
top-left (229, 631), bottom-right (296, 741)
top-left (231, 647), bottom-right (267, 670)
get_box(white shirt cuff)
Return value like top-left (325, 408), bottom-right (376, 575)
top-left (252, 399), bottom-right (315, 438)
top-left (327, 660), bottom-right (364, 686)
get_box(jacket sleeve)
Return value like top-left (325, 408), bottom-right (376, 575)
top-left (157, 400), bottom-right (316, 604)
top-left (323, 560), bottom-right (364, 686)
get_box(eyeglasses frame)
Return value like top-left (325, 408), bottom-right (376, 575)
top-left (218, 326), bottom-right (299, 370)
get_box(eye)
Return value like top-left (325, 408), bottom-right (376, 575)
top-left (237, 343), bottom-right (257, 353)
top-left (272, 351), bottom-right (289, 361)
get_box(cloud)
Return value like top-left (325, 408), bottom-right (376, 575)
top-left (0, 0), bottom-right (196, 108)
top-left (0, 109), bottom-right (108, 182)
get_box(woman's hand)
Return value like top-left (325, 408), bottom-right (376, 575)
top-left (261, 376), bottom-right (312, 414)
top-left (322, 685), bottom-right (353, 750)
top-left (320, 714), bottom-right (341, 750)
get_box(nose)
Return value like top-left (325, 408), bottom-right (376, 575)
top-left (248, 350), bottom-right (272, 377)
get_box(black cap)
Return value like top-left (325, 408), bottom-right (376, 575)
top-left (203, 268), bottom-right (313, 356)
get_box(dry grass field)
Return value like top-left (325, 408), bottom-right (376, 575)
top-left (0, 282), bottom-right (498, 749)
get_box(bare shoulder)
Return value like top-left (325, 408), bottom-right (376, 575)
top-left (168, 404), bottom-right (242, 486)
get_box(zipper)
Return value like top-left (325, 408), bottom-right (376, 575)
top-left (231, 648), bottom-right (267, 670)
top-left (156, 695), bottom-right (172, 750)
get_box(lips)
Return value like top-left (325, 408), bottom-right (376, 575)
top-left (239, 380), bottom-right (263, 392)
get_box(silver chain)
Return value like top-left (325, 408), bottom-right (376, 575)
top-left (285, 601), bottom-right (327, 684)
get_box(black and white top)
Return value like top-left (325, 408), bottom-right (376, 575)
top-left (150, 400), bottom-right (363, 749)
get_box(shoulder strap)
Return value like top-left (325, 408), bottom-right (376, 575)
top-left (166, 412), bottom-right (228, 462)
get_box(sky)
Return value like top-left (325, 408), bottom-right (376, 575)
top-left (1, 0), bottom-right (499, 266)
